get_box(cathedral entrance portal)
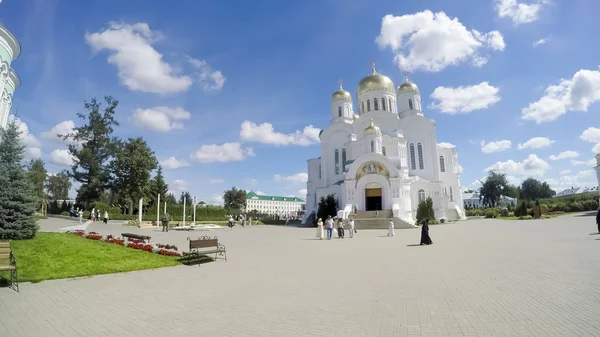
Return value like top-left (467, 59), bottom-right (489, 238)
top-left (365, 188), bottom-right (382, 211)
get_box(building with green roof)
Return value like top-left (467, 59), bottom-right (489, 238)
top-left (246, 191), bottom-right (305, 218)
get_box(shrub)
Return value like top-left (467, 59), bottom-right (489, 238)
top-left (61, 211), bottom-right (70, 216)
top-left (440, 218), bottom-right (446, 224)
top-left (514, 201), bottom-right (528, 217)
top-left (484, 209), bottom-right (498, 218)
top-left (127, 219), bottom-right (140, 227)
top-left (568, 202), bottom-right (584, 212)
top-left (416, 197), bottom-right (435, 223)
top-left (500, 208), bottom-right (509, 217)
top-left (519, 215), bottom-right (533, 220)
top-left (540, 204), bottom-right (549, 214)
top-left (582, 199), bottom-right (599, 211)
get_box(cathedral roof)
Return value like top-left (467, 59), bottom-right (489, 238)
top-left (357, 62), bottom-right (395, 94)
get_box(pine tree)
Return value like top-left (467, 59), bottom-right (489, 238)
top-left (0, 118), bottom-right (38, 240)
top-left (149, 165), bottom-right (168, 207)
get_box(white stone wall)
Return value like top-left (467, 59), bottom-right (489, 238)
top-left (246, 198), bottom-right (305, 217)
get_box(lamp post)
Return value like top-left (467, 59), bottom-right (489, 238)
top-left (193, 196), bottom-right (197, 225)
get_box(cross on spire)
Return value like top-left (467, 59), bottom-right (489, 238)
top-left (402, 71), bottom-right (410, 82)
top-left (338, 78), bottom-right (343, 89)
top-left (371, 59), bottom-right (376, 73)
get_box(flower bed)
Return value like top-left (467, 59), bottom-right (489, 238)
top-left (69, 231), bottom-right (183, 257)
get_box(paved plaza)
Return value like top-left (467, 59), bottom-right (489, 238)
top-left (1, 213), bottom-right (600, 337)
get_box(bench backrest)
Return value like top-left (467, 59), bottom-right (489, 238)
top-left (189, 239), bottom-right (218, 249)
top-left (122, 233), bottom-right (150, 240)
top-left (0, 241), bottom-right (11, 260)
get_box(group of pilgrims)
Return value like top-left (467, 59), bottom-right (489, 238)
top-left (316, 215), bottom-right (433, 245)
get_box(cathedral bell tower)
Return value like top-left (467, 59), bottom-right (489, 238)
top-left (397, 72), bottom-right (422, 119)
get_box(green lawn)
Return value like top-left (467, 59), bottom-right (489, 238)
top-left (3, 232), bottom-right (181, 283)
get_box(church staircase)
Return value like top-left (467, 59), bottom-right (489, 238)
top-left (352, 210), bottom-right (413, 230)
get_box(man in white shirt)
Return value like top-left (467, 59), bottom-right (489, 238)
top-left (348, 218), bottom-right (355, 238)
top-left (325, 215), bottom-right (334, 240)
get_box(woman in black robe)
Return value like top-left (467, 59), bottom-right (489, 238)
top-left (420, 218), bottom-right (433, 245)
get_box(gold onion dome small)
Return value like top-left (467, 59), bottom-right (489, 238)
top-left (357, 62), bottom-right (395, 94)
top-left (364, 119), bottom-right (382, 136)
top-left (397, 73), bottom-right (419, 94)
top-left (331, 81), bottom-right (352, 102)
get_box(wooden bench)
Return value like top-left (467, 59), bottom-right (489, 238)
top-left (0, 241), bottom-right (19, 292)
top-left (121, 233), bottom-right (151, 243)
top-left (188, 236), bottom-right (227, 262)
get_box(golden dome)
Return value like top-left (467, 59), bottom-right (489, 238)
top-left (364, 119), bottom-right (381, 136)
top-left (331, 88), bottom-right (352, 102)
top-left (357, 62), bottom-right (395, 94)
top-left (397, 73), bottom-right (419, 94)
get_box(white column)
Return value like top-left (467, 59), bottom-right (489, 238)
top-left (156, 194), bottom-right (160, 227)
top-left (164, 201), bottom-right (166, 214)
top-left (138, 198), bottom-right (143, 223)
top-left (183, 196), bottom-right (186, 225)
top-left (193, 196), bottom-right (197, 225)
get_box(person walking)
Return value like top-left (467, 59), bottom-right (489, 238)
top-left (316, 218), bottom-right (324, 240)
top-left (387, 219), bottom-right (395, 237)
top-left (161, 213), bottom-right (169, 232)
top-left (78, 208), bottom-right (83, 224)
top-left (228, 216), bottom-right (235, 230)
top-left (325, 215), bottom-right (334, 240)
top-left (420, 218), bottom-right (433, 245)
top-left (596, 208), bottom-right (600, 234)
top-left (91, 208), bottom-right (96, 221)
top-left (337, 218), bottom-right (345, 238)
top-left (348, 218), bottom-right (355, 238)
top-left (103, 211), bottom-right (109, 224)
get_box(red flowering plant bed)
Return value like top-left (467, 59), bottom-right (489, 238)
top-left (68, 230), bottom-right (183, 256)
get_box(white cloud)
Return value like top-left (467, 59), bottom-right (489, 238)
top-left (521, 69), bottom-right (600, 123)
top-left (533, 35), bottom-right (551, 47)
top-left (188, 57), bottom-right (226, 93)
top-left (437, 142), bottom-right (456, 148)
top-left (485, 154), bottom-right (550, 177)
top-left (191, 142), bottom-right (255, 163)
top-left (517, 137), bottom-right (554, 150)
top-left (376, 10), bottom-right (505, 73)
top-left (495, 0), bottom-right (549, 26)
top-left (549, 151), bottom-right (579, 161)
top-left (571, 159), bottom-right (597, 167)
top-left (210, 195), bottom-right (224, 205)
top-left (274, 173), bottom-right (308, 184)
top-left (480, 140), bottom-right (512, 153)
top-left (12, 117), bottom-right (41, 159)
top-left (161, 157), bottom-right (190, 169)
top-left (255, 191), bottom-right (266, 195)
top-left (558, 169), bottom-right (571, 175)
top-left (168, 179), bottom-right (187, 196)
top-left (40, 120), bottom-right (78, 144)
top-left (50, 149), bottom-right (74, 167)
top-left (85, 22), bottom-right (192, 94)
top-left (297, 189), bottom-right (308, 198)
top-left (430, 82), bottom-right (501, 114)
top-left (240, 121), bottom-right (320, 146)
top-left (209, 178), bottom-right (225, 184)
top-left (132, 106), bottom-right (191, 132)
top-left (580, 127), bottom-right (600, 154)
top-left (546, 169), bottom-right (598, 192)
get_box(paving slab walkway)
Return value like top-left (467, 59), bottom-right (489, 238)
top-left (2, 213), bottom-right (600, 337)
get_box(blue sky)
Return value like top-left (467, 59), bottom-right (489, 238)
top-left (2, 0), bottom-right (600, 204)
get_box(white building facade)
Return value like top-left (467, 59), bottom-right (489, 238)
top-left (0, 23), bottom-right (21, 129)
top-left (246, 191), bottom-right (305, 218)
top-left (304, 63), bottom-right (466, 226)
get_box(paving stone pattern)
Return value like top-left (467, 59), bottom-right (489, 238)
top-left (2, 213), bottom-right (600, 336)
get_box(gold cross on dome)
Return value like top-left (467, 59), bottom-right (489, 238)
top-left (338, 78), bottom-right (343, 89)
top-left (371, 59), bottom-right (376, 72)
top-left (402, 70), bottom-right (410, 82)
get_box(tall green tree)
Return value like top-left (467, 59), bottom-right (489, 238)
top-left (179, 191), bottom-right (193, 206)
top-left (317, 194), bottom-right (338, 221)
top-left (223, 187), bottom-right (247, 216)
top-left (520, 178), bottom-right (555, 200)
top-left (479, 171), bottom-right (510, 207)
top-left (26, 159), bottom-right (47, 205)
top-left (149, 165), bottom-right (168, 207)
top-left (46, 170), bottom-right (71, 200)
top-left (61, 96), bottom-right (119, 207)
top-left (164, 193), bottom-right (177, 204)
top-left (112, 137), bottom-right (158, 215)
top-left (0, 119), bottom-right (38, 239)
top-left (416, 197), bottom-right (435, 223)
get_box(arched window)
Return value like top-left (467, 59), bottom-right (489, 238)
top-left (440, 156), bottom-right (445, 172)
top-left (381, 98), bottom-right (386, 111)
top-left (367, 100), bottom-right (371, 112)
top-left (342, 149), bottom-right (347, 172)
top-left (361, 102), bottom-right (365, 114)
top-left (338, 106), bottom-right (342, 117)
top-left (417, 143), bottom-right (424, 169)
top-left (450, 186), bottom-right (454, 202)
top-left (418, 189), bottom-right (425, 202)
top-left (408, 99), bottom-right (413, 110)
top-left (409, 143), bottom-right (416, 170)
top-left (371, 140), bottom-right (375, 153)
top-left (334, 149), bottom-right (339, 174)
top-left (382, 147), bottom-right (386, 156)
top-left (374, 98), bottom-right (379, 110)
top-left (388, 98), bottom-right (392, 112)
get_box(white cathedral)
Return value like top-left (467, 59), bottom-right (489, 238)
top-left (303, 63), bottom-right (466, 228)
